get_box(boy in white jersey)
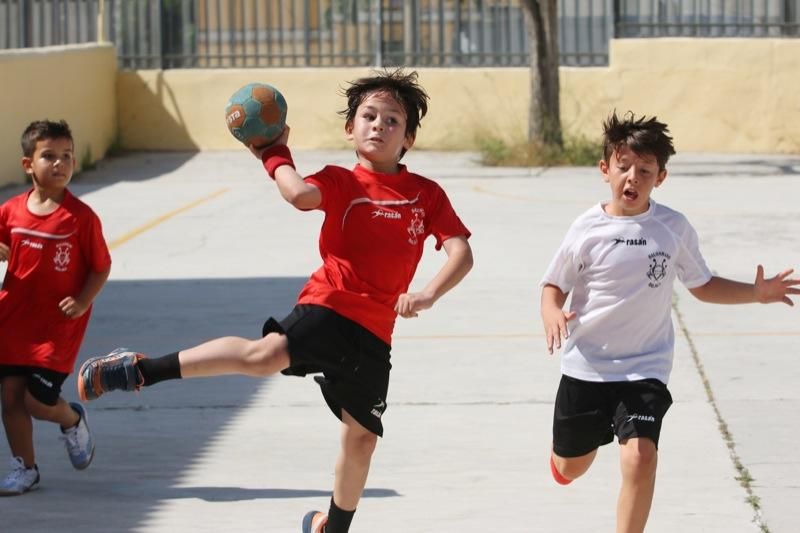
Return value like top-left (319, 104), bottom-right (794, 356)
top-left (540, 111), bottom-right (799, 533)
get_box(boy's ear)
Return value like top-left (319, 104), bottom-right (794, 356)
top-left (21, 156), bottom-right (33, 176)
top-left (403, 133), bottom-right (416, 151)
top-left (599, 158), bottom-right (610, 182)
top-left (344, 121), bottom-right (354, 140)
top-left (655, 169), bottom-right (668, 187)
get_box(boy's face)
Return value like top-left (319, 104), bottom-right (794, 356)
top-left (22, 137), bottom-right (75, 191)
top-left (345, 91), bottom-right (415, 173)
top-left (600, 144), bottom-right (666, 216)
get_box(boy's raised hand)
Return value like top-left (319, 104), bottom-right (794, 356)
top-left (247, 125), bottom-right (290, 159)
top-left (541, 305), bottom-right (576, 355)
top-left (0, 242), bottom-right (9, 261)
top-left (754, 264), bottom-right (800, 306)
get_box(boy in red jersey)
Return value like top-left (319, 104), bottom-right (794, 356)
top-left (0, 120), bottom-right (111, 495)
top-left (78, 69), bottom-right (473, 532)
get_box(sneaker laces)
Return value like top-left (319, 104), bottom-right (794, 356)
top-left (101, 355), bottom-right (143, 392)
top-left (60, 424), bottom-right (81, 453)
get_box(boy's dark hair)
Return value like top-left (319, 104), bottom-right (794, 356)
top-left (339, 68), bottom-right (429, 142)
top-left (602, 111), bottom-right (675, 170)
top-left (21, 120), bottom-right (73, 157)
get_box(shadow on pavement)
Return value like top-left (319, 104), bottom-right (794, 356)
top-left (0, 276), bottom-right (402, 532)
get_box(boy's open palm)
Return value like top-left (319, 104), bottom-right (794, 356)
top-left (754, 265), bottom-right (800, 306)
top-left (542, 305), bottom-right (577, 355)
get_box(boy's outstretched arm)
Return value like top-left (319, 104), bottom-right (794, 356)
top-left (395, 235), bottom-right (473, 319)
top-left (541, 284), bottom-right (576, 355)
top-left (249, 126), bottom-right (321, 210)
top-left (689, 265), bottom-right (800, 306)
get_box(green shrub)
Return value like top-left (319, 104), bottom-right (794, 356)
top-left (477, 134), bottom-right (602, 167)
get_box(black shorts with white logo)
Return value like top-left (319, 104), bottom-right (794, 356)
top-left (552, 374), bottom-right (673, 458)
top-left (262, 304), bottom-right (392, 437)
top-left (0, 365), bottom-right (69, 406)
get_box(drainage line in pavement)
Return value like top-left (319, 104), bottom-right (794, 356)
top-left (672, 299), bottom-right (770, 533)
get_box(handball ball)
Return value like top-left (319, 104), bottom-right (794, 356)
top-left (224, 83), bottom-right (288, 147)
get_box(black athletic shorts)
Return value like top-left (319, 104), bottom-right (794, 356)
top-left (262, 304), bottom-right (392, 437)
top-left (552, 374), bottom-right (673, 458)
top-left (0, 365), bottom-right (69, 406)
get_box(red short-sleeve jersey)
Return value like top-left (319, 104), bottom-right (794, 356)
top-left (0, 189), bottom-right (111, 373)
top-left (299, 164), bottom-right (470, 344)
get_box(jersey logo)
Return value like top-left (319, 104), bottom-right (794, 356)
top-left (371, 208), bottom-right (401, 220)
top-left (613, 237), bottom-right (647, 246)
top-left (647, 251), bottom-right (670, 288)
top-left (342, 195), bottom-right (420, 229)
top-left (54, 242), bottom-right (73, 272)
top-left (21, 238), bottom-right (44, 250)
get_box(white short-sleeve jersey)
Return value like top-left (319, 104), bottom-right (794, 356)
top-left (541, 201), bottom-right (712, 384)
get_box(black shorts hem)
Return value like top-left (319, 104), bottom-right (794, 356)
top-left (315, 376), bottom-right (384, 437)
top-left (262, 305), bottom-right (390, 437)
top-left (553, 433), bottom-right (614, 458)
top-left (0, 365), bottom-right (68, 406)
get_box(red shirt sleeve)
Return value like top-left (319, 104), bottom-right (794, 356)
top-left (304, 165), bottom-right (347, 213)
top-left (427, 185), bottom-right (471, 250)
top-left (80, 210), bottom-right (111, 273)
top-left (0, 202), bottom-right (9, 246)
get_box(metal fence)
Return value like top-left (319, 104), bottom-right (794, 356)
top-left (1, 0), bottom-right (798, 69)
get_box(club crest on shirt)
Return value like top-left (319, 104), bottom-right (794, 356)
top-left (407, 208), bottom-right (425, 245)
top-left (54, 242), bottom-right (72, 272)
top-left (647, 251), bottom-right (670, 288)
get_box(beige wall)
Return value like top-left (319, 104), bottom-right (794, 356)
top-left (0, 43), bottom-right (117, 187)
top-left (2, 38), bottom-right (798, 188)
top-left (118, 38), bottom-right (800, 155)
top-left (562, 38), bottom-right (800, 154)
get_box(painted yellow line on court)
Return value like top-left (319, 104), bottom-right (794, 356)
top-left (108, 188), bottom-right (230, 250)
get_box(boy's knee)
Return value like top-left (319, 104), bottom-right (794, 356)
top-left (23, 392), bottom-right (53, 419)
top-left (620, 439), bottom-right (658, 473)
top-left (244, 335), bottom-right (286, 376)
top-left (345, 430), bottom-right (378, 459)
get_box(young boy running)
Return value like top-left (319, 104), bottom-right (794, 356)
top-left (540, 111), bottom-right (799, 533)
top-left (78, 69), bottom-right (473, 532)
top-left (0, 120), bottom-right (111, 495)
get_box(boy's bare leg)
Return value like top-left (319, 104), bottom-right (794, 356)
top-left (333, 410), bottom-right (378, 511)
top-left (1, 377), bottom-right (35, 467)
top-left (24, 394), bottom-right (80, 429)
top-left (551, 448), bottom-right (598, 481)
top-left (177, 334), bottom-right (291, 378)
top-left (616, 437), bottom-right (658, 533)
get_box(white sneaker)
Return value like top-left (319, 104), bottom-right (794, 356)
top-left (0, 456), bottom-right (39, 496)
top-left (60, 402), bottom-right (95, 470)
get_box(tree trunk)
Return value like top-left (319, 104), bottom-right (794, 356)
top-left (521, 0), bottom-right (562, 146)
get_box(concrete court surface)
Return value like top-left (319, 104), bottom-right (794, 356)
top-left (0, 149), bottom-right (798, 533)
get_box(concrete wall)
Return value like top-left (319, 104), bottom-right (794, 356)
top-left (2, 38), bottom-right (798, 187)
top-left (117, 38), bottom-right (800, 155)
top-left (0, 43), bottom-right (117, 187)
